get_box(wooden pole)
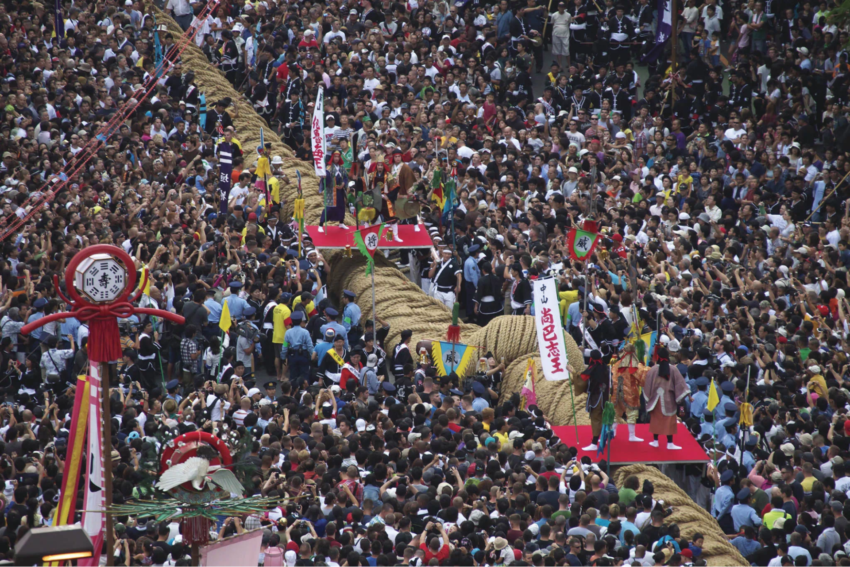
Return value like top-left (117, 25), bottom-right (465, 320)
top-left (98, 362), bottom-right (115, 566)
top-left (192, 543), bottom-right (201, 566)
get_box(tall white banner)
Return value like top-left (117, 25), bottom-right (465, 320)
top-left (532, 278), bottom-right (570, 381)
top-left (311, 86), bottom-right (326, 178)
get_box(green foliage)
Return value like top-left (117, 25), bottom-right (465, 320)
top-left (828, 3), bottom-right (850, 47)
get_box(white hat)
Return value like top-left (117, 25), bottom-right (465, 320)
top-left (579, 149), bottom-right (590, 157)
top-left (798, 46), bottom-right (809, 56)
top-left (247, 388), bottom-right (261, 397)
top-left (809, 365), bottom-right (821, 374)
top-left (259, 398), bottom-right (272, 406)
top-left (330, 384), bottom-right (341, 393)
top-left (668, 339), bottom-right (681, 352)
top-left (271, 155), bottom-right (284, 165)
top-left (305, 29), bottom-right (314, 36)
top-left (615, 132), bottom-right (626, 139)
top-left (355, 418), bottom-right (367, 432)
top-left (568, 167), bottom-right (578, 174)
top-left (442, 34), bottom-right (451, 40)
top-left (659, 335), bottom-right (671, 345)
top-left (678, 212), bottom-right (690, 221)
top-left (367, 353), bottom-right (378, 367)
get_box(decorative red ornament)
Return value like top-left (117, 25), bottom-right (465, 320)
top-left (21, 245), bottom-right (184, 362)
top-left (160, 430), bottom-right (233, 487)
top-left (161, 431), bottom-right (235, 547)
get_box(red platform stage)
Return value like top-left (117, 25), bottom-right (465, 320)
top-left (306, 225), bottom-right (434, 249)
top-left (552, 424), bottom-right (709, 465)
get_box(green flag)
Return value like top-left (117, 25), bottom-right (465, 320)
top-left (353, 223), bottom-right (386, 275)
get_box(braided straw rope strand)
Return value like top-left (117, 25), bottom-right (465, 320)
top-left (613, 465), bottom-right (748, 567)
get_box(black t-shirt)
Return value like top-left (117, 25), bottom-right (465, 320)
top-left (641, 524), bottom-right (663, 547)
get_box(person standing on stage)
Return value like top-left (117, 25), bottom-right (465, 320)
top-left (581, 349), bottom-right (610, 452)
top-left (643, 346), bottom-right (689, 450)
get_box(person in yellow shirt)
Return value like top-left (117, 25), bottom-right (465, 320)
top-left (292, 292), bottom-right (317, 318)
top-left (272, 292), bottom-right (292, 379)
top-left (481, 407), bottom-right (495, 432)
top-left (806, 365), bottom-right (828, 398)
top-left (800, 462), bottom-right (817, 493)
top-left (493, 418), bottom-right (511, 447)
top-left (268, 155), bottom-right (289, 205)
top-left (559, 286), bottom-right (580, 321)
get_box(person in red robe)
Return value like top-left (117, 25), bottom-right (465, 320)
top-left (643, 346), bottom-right (689, 450)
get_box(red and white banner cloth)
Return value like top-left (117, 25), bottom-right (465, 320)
top-left (79, 364), bottom-right (105, 566)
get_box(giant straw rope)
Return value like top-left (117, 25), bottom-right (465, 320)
top-left (152, 12), bottom-right (744, 565)
top-left (613, 465), bottom-right (748, 567)
top-left (153, 4), bottom-right (585, 391)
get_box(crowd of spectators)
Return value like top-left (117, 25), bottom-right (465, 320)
top-left (0, 0), bottom-right (849, 565)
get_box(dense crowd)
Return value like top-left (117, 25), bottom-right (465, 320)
top-left (0, 0), bottom-right (849, 565)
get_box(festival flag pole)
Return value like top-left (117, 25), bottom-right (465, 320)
top-left (739, 365), bottom-right (753, 465)
top-left (567, 357), bottom-right (580, 443)
top-left (151, 315), bottom-right (166, 389)
top-left (258, 128), bottom-right (271, 208)
top-left (707, 377), bottom-right (720, 470)
top-left (581, 256), bottom-right (589, 353)
top-left (372, 261), bottom-right (377, 335)
top-left (295, 171), bottom-right (304, 257)
top-left (216, 299), bottom-right (233, 381)
top-left (353, 224), bottom-right (386, 325)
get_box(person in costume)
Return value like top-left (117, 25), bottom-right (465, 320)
top-left (321, 150), bottom-right (348, 228)
top-left (350, 161), bottom-right (378, 224)
top-left (643, 346), bottom-right (689, 450)
top-left (612, 343), bottom-right (648, 442)
top-left (369, 156), bottom-right (390, 221)
top-left (375, 149), bottom-right (416, 241)
top-left (581, 349), bottom-right (610, 451)
top-left (387, 149), bottom-right (417, 242)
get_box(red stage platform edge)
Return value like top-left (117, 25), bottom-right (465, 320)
top-left (305, 225), bottom-right (434, 249)
top-left (551, 424), bottom-right (709, 465)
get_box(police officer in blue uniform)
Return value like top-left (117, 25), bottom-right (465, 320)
top-left (381, 381), bottom-right (396, 402)
top-left (700, 409), bottom-right (718, 439)
top-left (321, 307), bottom-right (349, 349)
top-left (691, 377), bottom-right (710, 419)
top-left (742, 437), bottom-right (757, 474)
top-left (223, 281), bottom-right (257, 320)
top-left (713, 469), bottom-right (736, 534)
top-left (282, 311), bottom-right (314, 392)
top-left (341, 290), bottom-right (362, 347)
top-left (715, 381), bottom-right (736, 422)
top-left (263, 380), bottom-right (278, 402)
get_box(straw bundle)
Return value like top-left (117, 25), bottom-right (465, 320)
top-left (613, 465), bottom-right (748, 567)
